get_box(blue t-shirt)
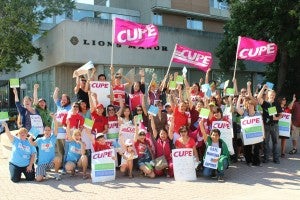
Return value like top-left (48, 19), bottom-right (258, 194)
top-left (10, 137), bottom-right (37, 167)
top-left (65, 141), bottom-right (82, 162)
top-left (36, 134), bottom-right (57, 165)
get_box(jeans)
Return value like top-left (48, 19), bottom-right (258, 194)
top-left (9, 162), bottom-right (35, 183)
top-left (263, 124), bottom-right (280, 162)
top-left (203, 158), bottom-right (229, 177)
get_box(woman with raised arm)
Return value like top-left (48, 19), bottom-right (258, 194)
top-left (133, 117), bottom-right (155, 178)
top-left (33, 84), bottom-right (52, 127)
top-left (28, 114), bottom-right (62, 181)
top-left (13, 87), bottom-right (43, 136)
top-left (64, 121), bottom-right (88, 179)
top-left (150, 114), bottom-right (173, 177)
top-left (236, 95), bottom-right (262, 166)
top-left (2, 122), bottom-right (36, 182)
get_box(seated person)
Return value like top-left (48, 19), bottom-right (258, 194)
top-left (201, 127), bottom-right (230, 182)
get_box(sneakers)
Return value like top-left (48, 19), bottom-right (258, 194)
top-left (54, 173), bottom-right (61, 181)
top-left (217, 176), bottom-right (224, 182)
top-left (289, 148), bottom-right (297, 154)
top-left (273, 160), bottom-right (280, 164)
top-left (83, 174), bottom-right (89, 180)
top-left (61, 169), bottom-right (66, 175)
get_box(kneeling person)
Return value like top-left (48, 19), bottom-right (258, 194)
top-left (65, 125), bottom-right (88, 179)
top-left (29, 117), bottom-right (61, 181)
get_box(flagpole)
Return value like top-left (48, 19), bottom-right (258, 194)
top-left (165, 44), bottom-right (177, 77)
top-left (233, 36), bottom-right (241, 81)
top-left (110, 18), bottom-right (115, 69)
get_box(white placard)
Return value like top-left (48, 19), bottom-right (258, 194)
top-left (203, 146), bottom-right (221, 169)
top-left (240, 115), bottom-right (264, 145)
top-left (212, 121), bottom-right (234, 155)
top-left (90, 81), bottom-right (111, 107)
top-left (172, 148), bottom-right (196, 181)
top-left (278, 112), bottom-right (291, 137)
top-left (30, 115), bottom-right (44, 135)
top-left (91, 149), bottom-right (116, 183)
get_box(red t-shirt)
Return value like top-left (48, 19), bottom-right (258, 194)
top-left (113, 84), bottom-right (126, 107)
top-left (175, 137), bottom-right (196, 149)
top-left (63, 112), bottom-right (84, 129)
top-left (155, 138), bottom-right (172, 161)
top-left (91, 111), bottom-right (108, 133)
top-left (93, 141), bottom-right (111, 152)
top-left (173, 106), bottom-right (189, 133)
top-left (134, 139), bottom-right (151, 158)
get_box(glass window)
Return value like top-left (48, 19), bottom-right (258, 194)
top-left (99, 13), bottom-right (111, 20)
top-left (210, 0), bottom-right (229, 10)
top-left (106, 0), bottom-right (110, 7)
top-left (187, 18), bottom-right (203, 31)
top-left (55, 14), bottom-right (67, 24)
top-left (72, 9), bottom-right (94, 21)
top-left (75, 0), bottom-right (94, 4)
top-left (153, 13), bottom-right (162, 25)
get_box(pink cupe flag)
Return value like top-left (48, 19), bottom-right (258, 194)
top-left (113, 18), bottom-right (159, 47)
top-left (237, 36), bottom-right (278, 63)
top-left (172, 44), bottom-right (213, 72)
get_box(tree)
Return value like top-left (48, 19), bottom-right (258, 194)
top-left (215, 0), bottom-right (300, 96)
top-left (0, 0), bottom-right (75, 72)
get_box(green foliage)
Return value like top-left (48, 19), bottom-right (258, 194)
top-left (215, 0), bottom-right (300, 95)
top-left (0, 0), bottom-right (74, 72)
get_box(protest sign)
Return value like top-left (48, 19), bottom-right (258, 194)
top-left (199, 108), bottom-right (210, 119)
top-left (148, 105), bottom-right (158, 116)
top-left (203, 146), bottom-right (221, 169)
top-left (240, 115), bottom-right (264, 145)
top-left (30, 115), bottom-right (44, 136)
top-left (9, 78), bottom-right (20, 88)
top-left (172, 148), bottom-right (197, 181)
top-left (84, 118), bottom-right (94, 130)
top-left (0, 112), bottom-right (9, 121)
top-left (90, 81), bottom-right (111, 107)
top-left (212, 121), bottom-right (234, 155)
top-left (278, 112), bottom-right (291, 137)
top-left (91, 149), bottom-right (116, 183)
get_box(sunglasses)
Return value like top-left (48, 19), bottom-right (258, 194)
top-left (73, 105), bottom-right (79, 108)
top-left (126, 145), bottom-right (132, 147)
top-left (81, 79), bottom-right (87, 82)
top-left (180, 130), bottom-right (188, 133)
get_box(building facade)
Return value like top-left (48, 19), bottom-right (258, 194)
top-left (1, 0), bottom-right (265, 112)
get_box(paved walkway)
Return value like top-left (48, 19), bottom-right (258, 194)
top-left (0, 141), bottom-right (299, 200)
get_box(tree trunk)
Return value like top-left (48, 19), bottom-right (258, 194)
top-left (276, 49), bottom-right (288, 95)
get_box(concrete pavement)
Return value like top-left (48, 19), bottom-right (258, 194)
top-left (0, 140), bottom-right (299, 200)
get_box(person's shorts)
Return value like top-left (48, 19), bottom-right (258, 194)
top-left (36, 162), bottom-right (54, 176)
top-left (292, 125), bottom-right (300, 140)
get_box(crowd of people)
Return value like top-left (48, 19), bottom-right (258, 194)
top-left (2, 66), bottom-right (300, 183)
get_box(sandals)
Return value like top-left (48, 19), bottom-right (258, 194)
top-left (289, 148), bottom-right (297, 154)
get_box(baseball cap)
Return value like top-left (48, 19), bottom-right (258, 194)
top-left (125, 139), bottom-right (133, 146)
top-left (96, 133), bottom-right (104, 139)
top-left (96, 104), bottom-right (104, 109)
